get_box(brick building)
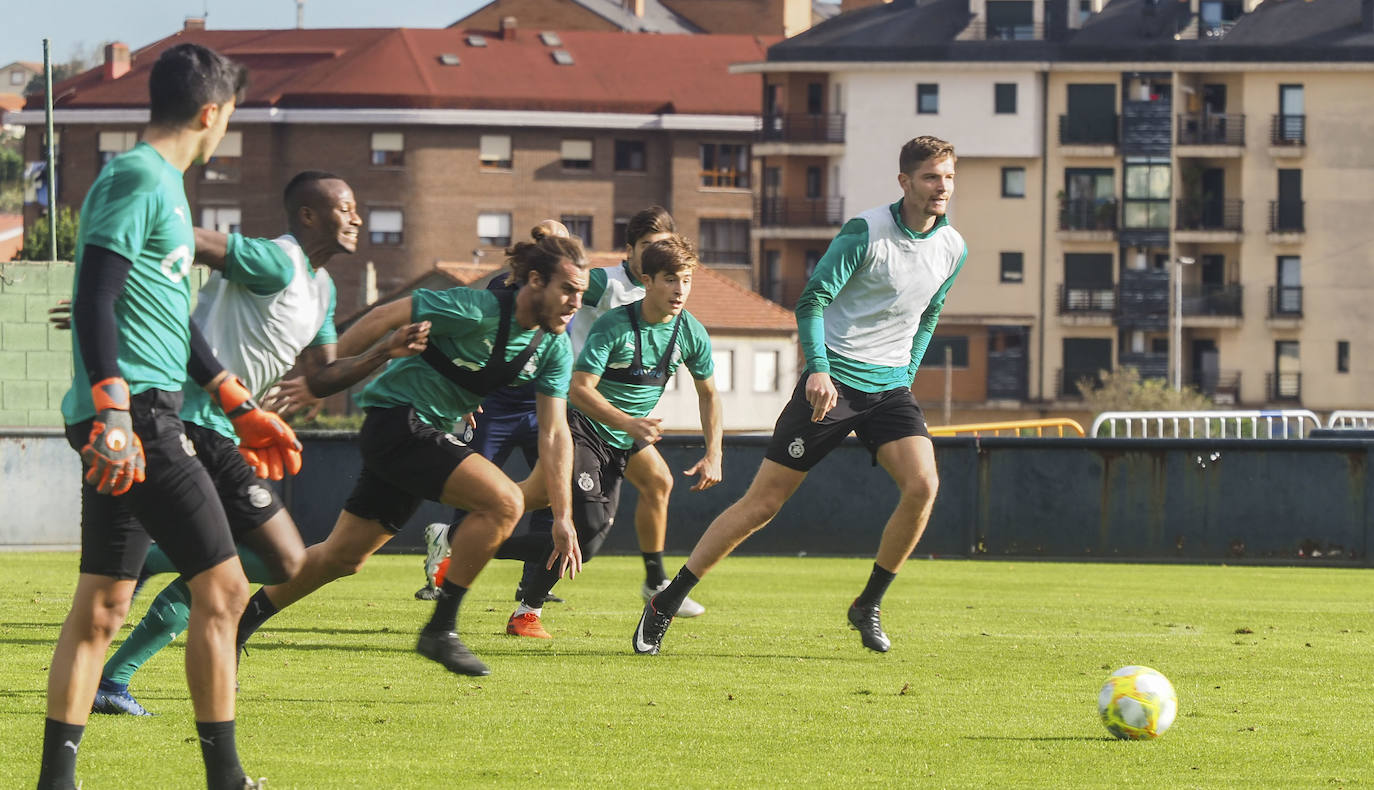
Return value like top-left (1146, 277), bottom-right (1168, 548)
top-left (16, 23), bottom-right (773, 312)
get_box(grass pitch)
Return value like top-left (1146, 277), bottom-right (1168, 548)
top-left (1, 553), bottom-right (1371, 789)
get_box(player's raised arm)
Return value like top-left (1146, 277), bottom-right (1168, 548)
top-left (336, 296), bottom-right (415, 357)
top-left (293, 319), bottom-right (430, 399)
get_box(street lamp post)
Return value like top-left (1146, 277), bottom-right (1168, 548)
top-left (1173, 256), bottom-right (1195, 391)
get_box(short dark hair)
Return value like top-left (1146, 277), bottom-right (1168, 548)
top-left (148, 43), bottom-right (248, 127)
top-left (640, 235), bottom-right (698, 279)
top-left (899, 135), bottom-right (956, 174)
top-left (283, 170), bottom-right (345, 217)
top-left (625, 205), bottom-right (675, 249)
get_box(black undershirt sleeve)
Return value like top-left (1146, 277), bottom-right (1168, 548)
top-left (72, 244), bottom-right (132, 385)
top-left (186, 319), bottom-right (226, 388)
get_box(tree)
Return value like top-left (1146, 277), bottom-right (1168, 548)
top-left (14, 206), bottom-right (80, 262)
top-left (1076, 366), bottom-right (1214, 415)
top-left (23, 41), bottom-right (111, 96)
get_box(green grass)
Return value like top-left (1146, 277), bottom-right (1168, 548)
top-left (2, 553), bottom-right (1372, 789)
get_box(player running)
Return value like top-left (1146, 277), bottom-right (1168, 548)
top-left (494, 234), bottom-right (722, 638)
top-left (632, 136), bottom-right (966, 656)
top-left (85, 171), bottom-right (429, 717)
top-left (234, 229), bottom-right (589, 677)
top-left (39, 44), bottom-right (290, 790)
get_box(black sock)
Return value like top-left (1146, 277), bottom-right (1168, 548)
top-left (197, 720), bottom-right (246, 790)
top-left (424, 580), bottom-right (468, 634)
top-left (854, 563), bottom-right (896, 609)
top-left (236, 588), bottom-right (279, 647)
top-left (651, 566), bottom-right (699, 616)
top-left (520, 564), bottom-right (558, 609)
top-left (642, 551), bottom-right (668, 587)
top-left (37, 718), bottom-right (83, 790)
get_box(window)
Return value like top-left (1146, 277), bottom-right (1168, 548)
top-left (925, 335), bottom-right (969, 368)
top-left (369, 209), bottom-right (403, 245)
top-left (1001, 166), bottom-right (1025, 198)
top-left (477, 212), bottom-right (512, 248)
top-left (1062, 253), bottom-right (1114, 311)
top-left (1000, 252), bottom-right (1023, 283)
top-left (1275, 255), bottom-right (1302, 314)
top-left (370, 132), bottom-right (404, 166)
top-left (713, 349), bottom-right (734, 392)
top-left (203, 130), bottom-right (241, 182)
top-left (560, 215), bottom-right (592, 248)
top-left (1274, 340), bottom-right (1300, 399)
top-left (1062, 337), bottom-right (1112, 395)
top-left (698, 219), bottom-right (750, 265)
top-left (1337, 341), bottom-right (1350, 374)
top-left (986, 0), bottom-right (1035, 38)
top-left (917, 83), bottom-right (939, 114)
top-left (612, 218), bottom-right (629, 250)
top-left (753, 350), bottom-right (779, 392)
top-left (97, 131), bottom-right (137, 168)
top-left (615, 139), bottom-right (646, 172)
top-left (1122, 157), bottom-right (1171, 229)
top-left (9, 70), bottom-right (25, 86)
top-left (1276, 85), bottom-right (1304, 143)
top-left (805, 167), bottom-right (822, 199)
top-left (762, 250), bottom-right (782, 303)
top-left (561, 139), bottom-right (592, 170)
top-left (200, 206), bottom-right (241, 235)
top-left (806, 82), bottom-right (824, 115)
top-left (995, 83), bottom-right (1018, 114)
top-left (700, 143), bottom-right (750, 188)
top-left (479, 134), bottom-right (512, 170)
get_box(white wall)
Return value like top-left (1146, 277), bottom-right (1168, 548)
top-left (655, 332), bottom-right (798, 434)
top-left (836, 68), bottom-right (1044, 212)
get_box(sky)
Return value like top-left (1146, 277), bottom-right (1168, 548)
top-left (3, 0), bottom-right (489, 67)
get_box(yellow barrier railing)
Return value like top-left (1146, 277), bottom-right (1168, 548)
top-left (930, 418), bottom-right (1085, 438)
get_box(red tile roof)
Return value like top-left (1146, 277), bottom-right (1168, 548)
top-left (0, 93), bottom-right (23, 113)
top-left (29, 28), bottom-right (773, 115)
top-left (0, 213), bottom-right (24, 262)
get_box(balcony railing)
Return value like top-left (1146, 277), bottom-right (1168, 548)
top-left (1118, 352), bottom-right (1169, 381)
top-left (963, 20), bottom-right (1044, 39)
top-left (1269, 200), bottom-right (1304, 233)
top-left (756, 196), bottom-right (845, 228)
top-left (699, 249), bottom-right (750, 266)
top-left (1059, 114), bottom-right (1119, 145)
top-left (1057, 284), bottom-right (1116, 314)
top-left (1271, 114), bottom-right (1305, 145)
top-left (1182, 283), bottom-right (1243, 317)
top-left (1268, 285), bottom-right (1303, 317)
top-left (1186, 369), bottom-right (1242, 402)
top-left (1176, 198), bottom-right (1242, 232)
top-left (1267, 371), bottom-right (1302, 401)
top-left (1058, 197), bottom-right (1118, 231)
top-left (759, 113), bottom-right (845, 144)
top-left (1177, 113), bottom-right (1245, 146)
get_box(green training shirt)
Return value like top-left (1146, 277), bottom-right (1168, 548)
top-left (574, 301), bottom-right (713, 449)
top-left (357, 287), bottom-right (572, 428)
top-left (62, 142), bottom-right (196, 424)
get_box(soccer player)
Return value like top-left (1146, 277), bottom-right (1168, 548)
top-left (632, 135), bottom-right (966, 656)
top-left (497, 234), bottom-right (722, 638)
top-left (234, 230), bottom-right (589, 677)
top-left (39, 43), bottom-right (292, 790)
top-left (86, 171), bottom-right (430, 717)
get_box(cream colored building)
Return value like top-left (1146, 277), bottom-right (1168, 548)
top-left (740, 0), bottom-right (1374, 416)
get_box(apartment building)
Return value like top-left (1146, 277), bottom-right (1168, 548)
top-left (453, 0), bottom-right (837, 37)
top-left (15, 23), bottom-right (771, 311)
top-left (738, 0), bottom-right (1374, 413)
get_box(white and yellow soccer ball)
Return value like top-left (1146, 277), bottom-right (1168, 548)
top-left (1098, 665), bottom-right (1178, 740)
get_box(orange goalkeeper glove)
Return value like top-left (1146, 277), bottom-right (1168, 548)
top-left (81, 377), bottom-right (146, 496)
top-left (212, 375), bottom-right (303, 480)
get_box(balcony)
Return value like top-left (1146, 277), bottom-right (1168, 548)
top-left (1270, 114), bottom-right (1305, 147)
top-left (1268, 285), bottom-right (1303, 318)
top-left (755, 197), bottom-right (845, 229)
top-left (1185, 369), bottom-right (1242, 405)
top-left (963, 20), bottom-right (1044, 40)
top-left (759, 114), bottom-right (845, 144)
top-left (1057, 368), bottom-right (1105, 399)
top-left (1182, 283), bottom-right (1243, 318)
top-left (1058, 198), bottom-right (1117, 241)
top-left (1176, 113), bottom-right (1245, 148)
top-left (1266, 371), bottom-right (1302, 402)
top-left (1268, 200), bottom-right (1304, 236)
top-left (1058, 114), bottom-right (1119, 148)
top-left (1057, 284), bottom-right (1116, 315)
top-left (1176, 197), bottom-right (1242, 243)
top-left (1118, 352), bottom-right (1169, 381)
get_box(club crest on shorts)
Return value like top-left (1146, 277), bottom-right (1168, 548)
top-left (180, 434), bottom-right (196, 457)
top-left (247, 484), bottom-right (272, 509)
top-left (577, 472), bottom-right (595, 492)
top-left (444, 432), bottom-right (461, 446)
top-left (787, 437), bottom-right (805, 459)
top-left (459, 423), bottom-right (475, 444)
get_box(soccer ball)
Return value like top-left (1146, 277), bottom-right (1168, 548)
top-left (1097, 665), bottom-right (1177, 740)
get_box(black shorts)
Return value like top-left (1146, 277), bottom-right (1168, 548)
top-left (567, 409), bottom-right (632, 558)
top-left (65, 389), bottom-right (238, 580)
top-left (343, 406), bottom-right (476, 533)
top-left (764, 374), bottom-right (930, 472)
top-left (183, 421), bottom-right (284, 540)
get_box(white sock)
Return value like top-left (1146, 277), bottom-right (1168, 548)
top-left (513, 603), bottom-right (542, 617)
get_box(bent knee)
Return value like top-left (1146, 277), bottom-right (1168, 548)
top-left (903, 471), bottom-right (939, 503)
top-left (271, 545), bottom-right (307, 583)
top-left (472, 483), bottom-right (524, 532)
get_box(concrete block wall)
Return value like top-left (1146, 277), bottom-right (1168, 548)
top-left (0, 260), bottom-right (208, 428)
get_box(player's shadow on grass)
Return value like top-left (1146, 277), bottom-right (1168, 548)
top-left (962, 736), bottom-right (1113, 742)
